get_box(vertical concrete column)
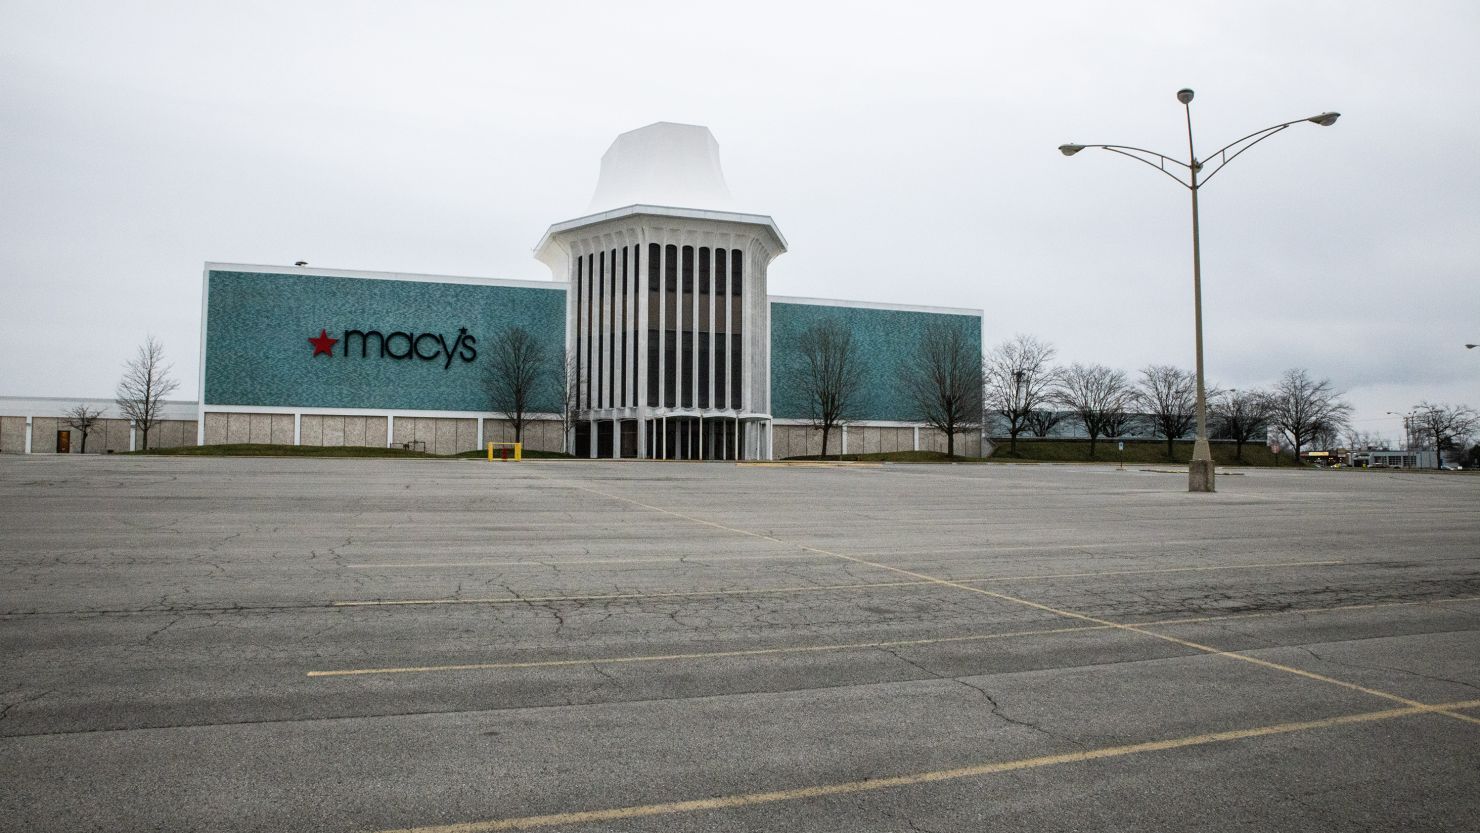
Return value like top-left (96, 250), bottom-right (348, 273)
top-left (723, 242), bottom-right (732, 411)
top-left (476, 417), bottom-right (484, 451)
top-left (294, 413), bottom-right (302, 446)
top-left (913, 426), bottom-right (920, 451)
top-left (606, 245), bottom-right (616, 410)
top-left (129, 422), bottom-right (137, 452)
top-left (699, 414), bottom-right (705, 460)
top-left (387, 415), bottom-right (396, 448)
top-left (24, 419), bottom-right (33, 454)
top-left (588, 417), bottom-right (597, 459)
top-left (740, 248), bottom-right (750, 417)
top-left (657, 239), bottom-right (667, 414)
top-left (707, 246), bottom-right (716, 411)
top-left (842, 425), bottom-right (849, 456)
top-left (611, 419), bottom-right (620, 460)
top-left (691, 244), bottom-right (700, 413)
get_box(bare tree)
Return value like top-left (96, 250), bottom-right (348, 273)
top-left (984, 334), bottom-right (1058, 454)
top-left (115, 336), bottom-right (180, 451)
top-left (1342, 428), bottom-right (1387, 451)
top-left (1136, 365), bottom-right (1198, 461)
top-left (1409, 402), bottom-right (1480, 469)
top-left (1104, 410), bottom-right (1140, 440)
top-left (485, 327), bottom-right (548, 445)
top-left (552, 351), bottom-right (578, 454)
top-left (1026, 408), bottom-right (1065, 437)
top-left (64, 404), bottom-right (105, 454)
top-left (1212, 389), bottom-right (1273, 462)
top-left (1055, 363), bottom-right (1135, 459)
top-left (901, 321), bottom-right (982, 457)
top-left (1267, 368), bottom-right (1353, 463)
top-left (790, 319), bottom-right (865, 458)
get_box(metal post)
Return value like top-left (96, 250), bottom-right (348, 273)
top-left (1060, 92), bottom-right (1339, 492)
top-left (1185, 95), bottom-right (1215, 493)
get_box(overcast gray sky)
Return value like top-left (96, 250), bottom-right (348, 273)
top-left (3, 1), bottom-right (1477, 442)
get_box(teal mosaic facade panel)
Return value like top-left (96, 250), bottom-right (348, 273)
top-left (769, 301), bottom-right (982, 422)
top-left (204, 271), bottom-right (567, 412)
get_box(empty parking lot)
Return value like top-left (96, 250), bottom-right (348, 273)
top-left (2, 456), bottom-right (1477, 831)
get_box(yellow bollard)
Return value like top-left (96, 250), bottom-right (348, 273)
top-left (486, 442), bottom-right (523, 461)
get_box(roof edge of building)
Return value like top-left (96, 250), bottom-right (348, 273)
top-left (203, 262), bottom-right (565, 291)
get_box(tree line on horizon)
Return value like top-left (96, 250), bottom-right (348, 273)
top-left (787, 325), bottom-right (1479, 468)
top-left (57, 332), bottom-right (1478, 469)
top-left (979, 334), bottom-right (1478, 467)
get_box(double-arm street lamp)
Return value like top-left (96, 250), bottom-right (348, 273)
top-left (1059, 89), bottom-right (1339, 492)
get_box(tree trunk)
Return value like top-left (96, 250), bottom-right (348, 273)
top-left (1235, 437), bottom-right (1244, 462)
top-left (1009, 429), bottom-right (1018, 454)
top-left (946, 426), bottom-right (955, 457)
top-left (81, 432), bottom-right (88, 454)
top-left (821, 425), bottom-right (830, 459)
top-left (142, 428), bottom-right (150, 451)
top-left (1166, 434), bottom-right (1175, 462)
top-left (1088, 434), bottom-right (1098, 459)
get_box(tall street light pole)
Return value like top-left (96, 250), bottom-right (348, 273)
top-left (1059, 90), bottom-right (1339, 493)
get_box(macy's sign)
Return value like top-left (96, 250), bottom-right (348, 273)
top-left (308, 327), bottom-right (477, 369)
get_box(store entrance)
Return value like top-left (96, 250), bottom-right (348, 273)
top-left (56, 430), bottom-right (71, 454)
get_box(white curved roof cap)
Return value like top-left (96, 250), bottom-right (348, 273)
top-left (589, 122), bottom-right (733, 212)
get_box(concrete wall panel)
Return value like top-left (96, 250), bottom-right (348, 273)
top-left (225, 413), bottom-right (249, 444)
top-left (342, 417), bottom-right (365, 447)
top-left (31, 418), bottom-right (59, 453)
top-left (269, 415), bottom-right (293, 445)
top-left (366, 417), bottom-right (388, 448)
top-left (0, 416), bottom-right (25, 453)
top-left (322, 416), bottom-right (345, 446)
top-left (299, 415), bottom-right (322, 446)
top-left (434, 420), bottom-right (456, 455)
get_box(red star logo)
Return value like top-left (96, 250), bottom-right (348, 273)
top-left (309, 328), bottom-right (339, 357)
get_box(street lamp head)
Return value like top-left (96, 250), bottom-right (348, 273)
top-left (1308, 112), bottom-right (1340, 127)
top-left (1177, 88), bottom-right (1195, 104)
top-left (1058, 143), bottom-right (1085, 157)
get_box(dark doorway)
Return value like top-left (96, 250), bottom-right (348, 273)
top-left (57, 430), bottom-right (71, 454)
top-left (574, 422), bottom-right (591, 458)
top-left (620, 420), bottom-right (638, 458)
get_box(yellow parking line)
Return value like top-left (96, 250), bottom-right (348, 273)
top-left (331, 579), bottom-right (931, 607)
top-left (375, 698), bottom-right (1480, 832)
top-left (307, 594), bottom-right (1480, 678)
top-left (346, 552), bottom-right (832, 569)
top-left (332, 559), bottom-right (1344, 607)
top-left (534, 476), bottom-right (1480, 726)
top-left (958, 559), bottom-right (1342, 583)
top-left (306, 623), bottom-right (1101, 677)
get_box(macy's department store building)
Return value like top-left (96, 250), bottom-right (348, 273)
top-left (2, 123), bottom-right (982, 460)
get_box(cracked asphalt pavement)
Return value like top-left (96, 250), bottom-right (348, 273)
top-left (2, 456), bottom-right (1478, 832)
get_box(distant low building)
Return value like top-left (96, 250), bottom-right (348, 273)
top-left (1347, 449), bottom-right (1438, 469)
top-left (0, 396), bottom-right (198, 454)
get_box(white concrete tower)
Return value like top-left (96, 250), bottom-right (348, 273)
top-left (536, 122), bottom-right (786, 460)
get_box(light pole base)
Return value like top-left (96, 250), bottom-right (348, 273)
top-left (1188, 458), bottom-right (1216, 493)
